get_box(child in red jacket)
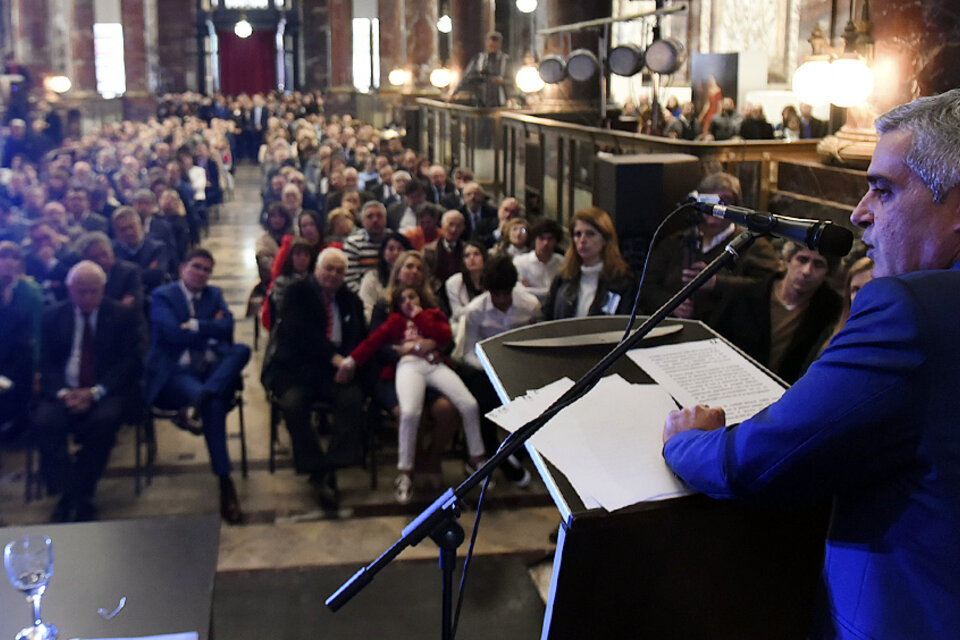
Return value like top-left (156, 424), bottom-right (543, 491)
top-left (338, 287), bottom-right (485, 503)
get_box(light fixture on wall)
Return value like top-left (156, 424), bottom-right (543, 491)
top-left (234, 12), bottom-right (253, 38)
top-left (429, 67), bottom-right (452, 88)
top-left (792, 2), bottom-right (874, 108)
top-left (436, 14), bottom-right (452, 34)
top-left (388, 68), bottom-right (411, 86)
top-left (516, 0), bottom-right (537, 14)
top-left (44, 75), bottom-right (72, 94)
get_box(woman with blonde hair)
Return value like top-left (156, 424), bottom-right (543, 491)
top-left (543, 206), bottom-right (635, 320)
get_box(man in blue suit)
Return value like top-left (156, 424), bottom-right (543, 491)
top-left (145, 248), bottom-right (250, 524)
top-left (662, 90), bottom-right (960, 638)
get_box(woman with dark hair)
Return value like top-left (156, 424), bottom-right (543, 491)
top-left (544, 206), bottom-right (636, 320)
top-left (444, 240), bottom-right (486, 326)
top-left (266, 238), bottom-right (319, 329)
top-left (358, 231), bottom-right (412, 323)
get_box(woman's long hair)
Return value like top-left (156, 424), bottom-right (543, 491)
top-left (376, 231), bottom-right (413, 286)
top-left (279, 237), bottom-right (319, 277)
top-left (559, 206), bottom-right (630, 280)
top-left (459, 240), bottom-right (488, 299)
top-left (385, 250), bottom-right (439, 312)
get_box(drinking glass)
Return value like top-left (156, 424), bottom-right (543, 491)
top-left (3, 535), bottom-right (58, 640)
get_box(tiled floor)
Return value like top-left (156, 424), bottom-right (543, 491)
top-left (0, 165), bottom-right (559, 586)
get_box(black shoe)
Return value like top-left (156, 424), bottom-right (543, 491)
top-left (310, 472), bottom-right (339, 513)
top-left (72, 499), bottom-right (99, 522)
top-left (219, 476), bottom-right (243, 525)
top-left (501, 454), bottom-right (532, 488)
top-left (51, 497), bottom-right (73, 523)
top-left (172, 408), bottom-right (204, 435)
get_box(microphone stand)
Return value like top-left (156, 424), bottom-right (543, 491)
top-left (327, 231), bottom-right (761, 639)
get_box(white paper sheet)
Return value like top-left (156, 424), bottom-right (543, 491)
top-left (487, 374), bottom-right (692, 511)
top-left (70, 633), bottom-right (198, 640)
top-left (627, 338), bottom-right (786, 424)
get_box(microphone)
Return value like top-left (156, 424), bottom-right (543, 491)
top-left (687, 193), bottom-right (853, 257)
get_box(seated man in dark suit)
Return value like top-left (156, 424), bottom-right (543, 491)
top-left (423, 209), bottom-right (466, 289)
top-left (261, 247), bottom-right (366, 511)
top-left (75, 231), bottom-right (144, 312)
top-left (144, 248), bottom-right (251, 524)
top-left (34, 260), bottom-right (142, 522)
top-left (112, 206), bottom-right (169, 293)
top-left (459, 181), bottom-right (497, 246)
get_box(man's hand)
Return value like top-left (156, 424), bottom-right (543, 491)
top-left (663, 405), bottom-right (726, 444)
top-left (62, 388), bottom-right (95, 414)
top-left (121, 293), bottom-right (136, 306)
top-left (334, 356), bottom-right (356, 384)
top-left (214, 310), bottom-right (225, 320)
top-left (672, 299), bottom-right (695, 319)
top-left (681, 261), bottom-right (716, 290)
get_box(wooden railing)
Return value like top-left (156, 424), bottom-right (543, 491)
top-left (416, 98), bottom-right (865, 229)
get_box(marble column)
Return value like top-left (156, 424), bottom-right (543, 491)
top-left (405, 0), bottom-right (439, 88)
top-left (10, 0), bottom-right (50, 72)
top-left (155, 0), bottom-right (194, 92)
top-left (121, 0), bottom-right (156, 119)
top-left (71, 0), bottom-right (97, 94)
top-left (378, 0), bottom-right (403, 88)
top-left (449, 0), bottom-right (493, 80)
top-left (328, 0), bottom-right (353, 88)
top-left (541, 1), bottom-right (612, 104)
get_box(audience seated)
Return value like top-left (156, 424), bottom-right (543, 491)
top-left (707, 241), bottom-right (842, 383)
top-left (427, 165), bottom-right (457, 206)
top-left (261, 248), bottom-right (367, 512)
top-left (490, 217), bottom-right (529, 259)
top-left (387, 177), bottom-right (426, 232)
top-left (423, 209), bottom-right (467, 290)
top-left (640, 172), bottom-right (779, 321)
top-left (256, 201), bottom-right (293, 285)
top-left (459, 182), bottom-right (498, 246)
top-left (403, 202), bottom-right (442, 251)
top-left (338, 250), bottom-right (485, 504)
top-left (358, 231), bottom-right (412, 323)
top-left (514, 218), bottom-right (564, 304)
top-left (144, 248), bottom-right (251, 524)
top-left (456, 255), bottom-right (539, 485)
top-left (543, 206), bottom-right (636, 320)
top-left (444, 240), bottom-right (487, 328)
top-left (34, 260), bottom-right (142, 522)
top-left (343, 200), bottom-right (389, 292)
top-left (24, 220), bottom-right (74, 304)
top-left (0, 241), bottom-right (42, 437)
top-left (111, 206), bottom-right (169, 293)
top-left (75, 231), bottom-right (145, 314)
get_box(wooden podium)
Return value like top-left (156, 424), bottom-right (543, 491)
top-left (477, 316), bottom-right (828, 640)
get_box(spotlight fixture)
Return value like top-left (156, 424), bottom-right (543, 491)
top-left (608, 44), bottom-right (644, 77)
top-left (645, 38), bottom-right (685, 74)
top-left (437, 14), bottom-right (452, 34)
top-left (538, 54), bottom-right (567, 84)
top-left (566, 49), bottom-right (599, 82)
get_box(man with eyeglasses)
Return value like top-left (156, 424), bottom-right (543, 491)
top-left (144, 248), bottom-right (251, 524)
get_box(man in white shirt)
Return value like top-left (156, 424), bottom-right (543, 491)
top-left (514, 218), bottom-right (564, 304)
top-left (458, 255), bottom-right (539, 485)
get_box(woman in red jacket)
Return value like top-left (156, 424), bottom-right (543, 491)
top-left (338, 274), bottom-right (485, 503)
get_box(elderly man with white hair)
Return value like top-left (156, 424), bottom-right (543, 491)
top-left (34, 260), bottom-right (142, 522)
top-left (261, 247), bottom-right (368, 511)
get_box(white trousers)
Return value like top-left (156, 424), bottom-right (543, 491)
top-left (394, 357), bottom-right (484, 471)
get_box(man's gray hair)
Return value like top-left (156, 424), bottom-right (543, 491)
top-left (65, 260), bottom-right (107, 286)
top-left (74, 231), bottom-right (112, 257)
top-left (317, 246), bottom-right (347, 268)
top-left (875, 88), bottom-right (960, 203)
top-left (361, 200), bottom-right (386, 216)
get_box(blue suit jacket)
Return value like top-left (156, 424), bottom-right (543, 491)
top-left (144, 281), bottom-right (234, 404)
top-left (663, 263), bottom-right (960, 639)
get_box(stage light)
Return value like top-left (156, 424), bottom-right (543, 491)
top-left (645, 38), bottom-right (685, 74)
top-left (828, 55), bottom-right (873, 107)
top-left (516, 0), bottom-right (537, 13)
top-left (515, 65), bottom-right (545, 93)
top-left (538, 55), bottom-right (566, 84)
top-left (430, 67), bottom-right (452, 88)
top-left (608, 44), bottom-right (644, 77)
top-left (234, 18), bottom-right (253, 39)
top-left (567, 49), bottom-right (599, 82)
top-left (437, 14), bottom-right (452, 34)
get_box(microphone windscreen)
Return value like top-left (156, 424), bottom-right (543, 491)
top-left (817, 223), bottom-right (854, 257)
